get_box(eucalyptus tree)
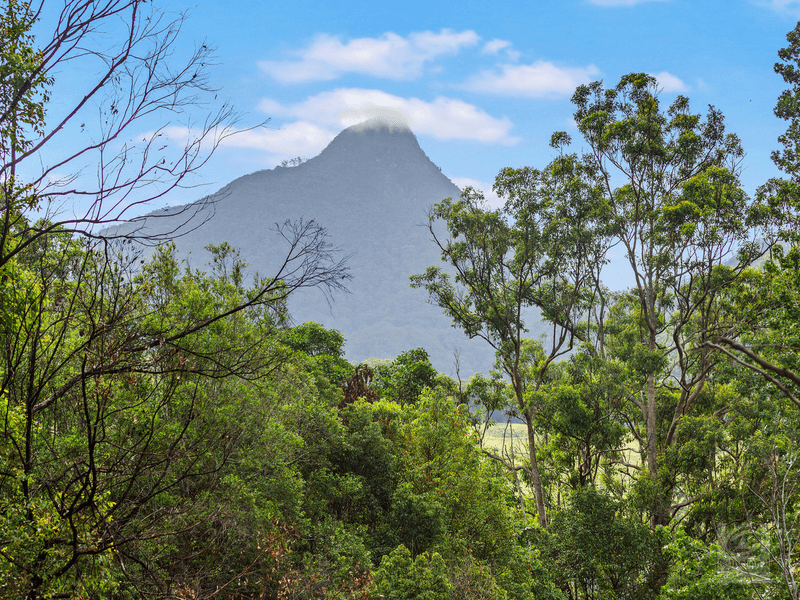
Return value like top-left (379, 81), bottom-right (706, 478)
top-left (525, 342), bottom-right (630, 495)
top-left (416, 72), bottom-right (764, 529)
top-left (761, 19), bottom-right (800, 245)
top-left (706, 23), bottom-right (800, 406)
top-left (693, 25), bottom-right (800, 600)
top-left (411, 140), bottom-right (609, 528)
top-left (571, 73), bottom-right (762, 525)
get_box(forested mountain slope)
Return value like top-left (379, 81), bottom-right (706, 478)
top-left (108, 118), bottom-right (526, 375)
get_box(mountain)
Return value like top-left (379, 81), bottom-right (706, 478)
top-left (108, 118), bottom-right (509, 375)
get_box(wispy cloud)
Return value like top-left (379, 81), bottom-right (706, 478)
top-left (450, 177), bottom-right (504, 208)
top-left (466, 61), bottom-right (601, 98)
top-left (259, 88), bottom-right (519, 144)
top-left (649, 71), bottom-right (688, 92)
top-left (259, 29), bottom-right (480, 83)
top-left (588, 0), bottom-right (667, 6)
top-left (220, 122), bottom-right (338, 155)
top-left (482, 39), bottom-right (512, 55)
top-left (147, 122), bottom-right (338, 163)
top-left (481, 38), bottom-right (521, 62)
top-left (756, 0), bottom-right (800, 14)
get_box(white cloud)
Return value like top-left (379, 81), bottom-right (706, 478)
top-left (221, 122), bottom-right (337, 156)
top-left (147, 88), bottom-right (519, 160)
top-left (259, 88), bottom-right (519, 144)
top-left (466, 61), bottom-right (601, 98)
top-left (259, 29), bottom-right (480, 83)
top-left (149, 122), bottom-right (338, 162)
top-left (482, 39), bottom-right (512, 55)
top-left (450, 177), bottom-right (503, 209)
top-left (481, 38), bottom-right (521, 62)
top-left (588, 0), bottom-right (667, 5)
top-left (340, 106), bottom-right (412, 129)
top-left (757, 0), bottom-right (800, 13)
top-left (649, 71), bottom-right (688, 93)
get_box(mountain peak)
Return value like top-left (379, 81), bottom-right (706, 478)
top-left (315, 116), bottom-right (431, 172)
top-left (107, 115), bottom-right (495, 374)
top-left (332, 115), bottom-right (418, 146)
top-left (345, 115), bottom-right (412, 134)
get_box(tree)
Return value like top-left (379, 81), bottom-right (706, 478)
top-left (0, 232), bottom-right (349, 597)
top-left (761, 20), bottom-right (800, 245)
top-left (371, 347), bottom-right (438, 405)
top-left (371, 545), bottom-right (451, 600)
top-left (411, 138), bottom-right (613, 528)
top-left (0, 1), bottom-right (351, 596)
top-left (0, 0), bottom-right (296, 280)
top-left (280, 320), bottom-right (353, 402)
top-left (545, 487), bottom-right (665, 600)
top-left (659, 529), bottom-right (750, 600)
top-left (707, 247), bottom-right (800, 409)
top-left (570, 73), bottom-right (762, 525)
top-left (705, 23), bottom-right (800, 405)
top-left (525, 342), bottom-right (629, 494)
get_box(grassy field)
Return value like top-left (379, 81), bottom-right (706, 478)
top-left (479, 422), bottom-right (529, 454)
top-left (479, 421), bottom-right (642, 470)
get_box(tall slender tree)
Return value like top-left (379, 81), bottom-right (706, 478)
top-left (412, 139), bottom-right (609, 528)
top-left (571, 73), bottom-right (762, 524)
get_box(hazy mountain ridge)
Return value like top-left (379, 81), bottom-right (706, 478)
top-left (109, 119), bottom-right (531, 375)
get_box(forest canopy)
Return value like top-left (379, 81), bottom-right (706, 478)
top-left (2, 1), bottom-right (800, 599)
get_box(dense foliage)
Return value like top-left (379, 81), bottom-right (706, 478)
top-left (4, 1), bottom-right (800, 599)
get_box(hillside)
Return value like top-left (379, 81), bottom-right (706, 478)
top-left (107, 118), bottom-right (544, 375)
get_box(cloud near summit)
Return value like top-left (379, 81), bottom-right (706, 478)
top-left (259, 29), bottom-right (480, 82)
top-left (258, 89), bottom-right (519, 145)
top-left (144, 89), bottom-right (518, 165)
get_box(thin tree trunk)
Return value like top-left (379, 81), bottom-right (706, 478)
top-left (524, 414), bottom-right (548, 528)
top-left (509, 432), bottom-right (528, 526)
top-left (646, 371), bottom-right (657, 479)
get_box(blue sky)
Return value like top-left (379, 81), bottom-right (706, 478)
top-left (36, 0), bottom-right (800, 210)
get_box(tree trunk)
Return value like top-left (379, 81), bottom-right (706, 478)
top-left (524, 414), bottom-right (548, 528)
top-left (645, 370), bottom-right (668, 527)
top-left (646, 371), bottom-right (657, 479)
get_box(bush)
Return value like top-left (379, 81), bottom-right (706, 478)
top-left (371, 545), bottom-right (451, 600)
